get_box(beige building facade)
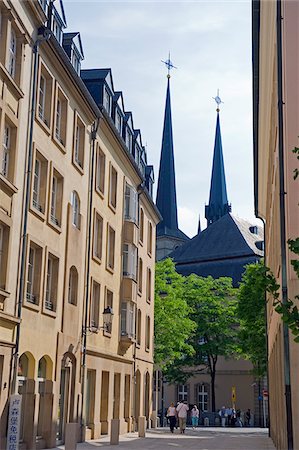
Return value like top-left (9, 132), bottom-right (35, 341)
top-left (0, 1), bottom-right (159, 448)
top-left (253, 1), bottom-right (299, 449)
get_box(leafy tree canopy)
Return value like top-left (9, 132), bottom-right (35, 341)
top-left (154, 259), bottom-right (196, 376)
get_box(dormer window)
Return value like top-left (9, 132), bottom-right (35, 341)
top-left (115, 110), bottom-right (122, 134)
top-left (103, 87), bottom-right (111, 114)
top-left (126, 129), bottom-right (132, 153)
top-left (71, 50), bottom-right (81, 74)
top-left (52, 18), bottom-right (62, 43)
top-left (249, 225), bottom-right (258, 234)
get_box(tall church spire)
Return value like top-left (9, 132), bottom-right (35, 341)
top-left (205, 95), bottom-right (231, 227)
top-left (156, 71), bottom-right (179, 235)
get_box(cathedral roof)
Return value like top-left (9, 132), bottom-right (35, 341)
top-left (169, 213), bottom-right (263, 285)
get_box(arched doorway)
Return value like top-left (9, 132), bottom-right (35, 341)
top-left (18, 352), bottom-right (35, 443)
top-left (134, 370), bottom-right (141, 428)
top-left (144, 372), bottom-right (150, 424)
top-left (37, 356), bottom-right (54, 447)
top-left (57, 352), bottom-right (76, 443)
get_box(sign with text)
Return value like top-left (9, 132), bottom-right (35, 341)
top-left (6, 394), bottom-right (22, 450)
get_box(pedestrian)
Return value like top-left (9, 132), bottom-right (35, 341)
top-left (191, 405), bottom-right (199, 430)
top-left (176, 400), bottom-right (189, 434)
top-left (226, 406), bottom-right (232, 426)
top-left (167, 402), bottom-right (177, 433)
top-left (245, 408), bottom-right (251, 427)
top-left (231, 408), bottom-right (236, 427)
top-left (219, 406), bottom-right (227, 427)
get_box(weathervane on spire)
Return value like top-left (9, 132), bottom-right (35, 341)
top-left (213, 89), bottom-right (224, 112)
top-left (161, 52), bottom-right (177, 78)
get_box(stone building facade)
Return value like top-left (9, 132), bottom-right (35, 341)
top-left (0, 1), bottom-right (160, 448)
top-left (253, 1), bottom-right (299, 449)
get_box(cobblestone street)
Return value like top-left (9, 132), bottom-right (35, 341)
top-left (53, 427), bottom-right (276, 450)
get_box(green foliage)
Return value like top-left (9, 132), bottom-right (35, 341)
top-left (154, 259), bottom-right (196, 377)
top-left (237, 261), bottom-right (272, 376)
top-left (183, 274), bottom-right (238, 411)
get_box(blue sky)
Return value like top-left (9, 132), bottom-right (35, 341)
top-left (64, 0), bottom-right (255, 237)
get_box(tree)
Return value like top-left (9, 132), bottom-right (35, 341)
top-left (154, 259), bottom-right (196, 378)
top-left (237, 260), bottom-right (269, 377)
top-left (183, 274), bottom-right (238, 411)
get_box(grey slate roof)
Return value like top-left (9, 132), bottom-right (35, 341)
top-left (169, 213), bottom-right (263, 286)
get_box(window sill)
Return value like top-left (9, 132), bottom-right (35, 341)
top-left (95, 186), bottom-right (105, 199)
top-left (136, 343), bottom-right (141, 349)
top-left (0, 174), bottom-right (18, 196)
top-left (72, 158), bottom-right (84, 175)
top-left (147, 251), bottom-right (152, 259)
top-left (23, 299), bottom-right (40, 312)
top-left (137, 290), bottom-right (142, 297)
top-left (139, 239), bottom-right (144, 247)
top-left (108, 202), bottom-right (117, 214)
top-left (36, 114), bottom-right (51, 135)
top-left (30, 204), bottom-right (46, 222)
top-left (146, 299), bottom-right (151, 305)
top-left (92, 254), bottom-right (102, 265)
top-left (106, 265), bottom-right (114, 275)
top-left (52, 135), bottom-right (67, 154)
top-left (47, 217), bottom-right (62, 234)
top-left (42, 306), bottom-right (57, 318)
top-left (103, 330), bottom-right (112, 338)
top-left (0, 287), bottom-right (10, 299)
top-left (145, 347), bottom-right (150, 353)
top-left (0, 63), bottom-right (24, 100)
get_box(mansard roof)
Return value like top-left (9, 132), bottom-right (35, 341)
top-left (62, 32), bottom-right (84, 59)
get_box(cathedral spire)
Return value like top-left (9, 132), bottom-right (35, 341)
top-left (156, 60), bottom-right (179, 235)
top-left (205, 93), bottom-right (231, 227)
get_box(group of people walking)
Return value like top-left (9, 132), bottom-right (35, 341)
top-left (167, 401), bottom-right (200, 433)
top-left (219, 406), bottom-right (252, 427)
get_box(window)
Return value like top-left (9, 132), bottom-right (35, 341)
top-left (139, 208), bottom-right (144, 243)
top-left (145, 315), bottom-right (150, 350)
top-left (52, 18), bottom-right (62, 43)
top-left (71, 191), bottom-right (80, 228)
top-left (93, 213), bottom-right (103, 261)
top-left (8, 27), bottom-right (16, 78)
top-left (198, 384), bottom-right (209, 412)
top-left (146, 268), bottom-right (152, 303)
top-left (121, 301), bottom-right (135, 338)
top-left (37, 64), bottom-right (53, 128)
top-left (124, 183), bottom-right (138, 223)
top-left (1, 125), bottom-right (10, 178)
top-left (109, 165), bottom-right (117, 209)
top-left (147, 222), bottom-right (153, 255)
top-left (115, 110), bottom-right (122, 134)
top-left (68, 266), bottom-right (78, 305)
top-left (125, 128), bottom-right (132, 153)
top-left (73, 115), bottom-right (85, 169)
top-left (32, 155), bottom-right (47, 214)
top-left (26, 243), bottom-right (42, 305)
top-left (54, 88), bottom-right (67, 147)
top-left (71, 50), bottom-right (81, 74)
top-left (45, 254), bottom-right (58, 312)
top-left (136, 309), bottom-right (141, 346)
top-left (91, 281), bottom-right (100, 328)
top-left (105, 289), bottom-right (113, 333)
top-left (96, 148), bottom-right (105, 195)
top-left (107, 225), bottom-right (115, 271)
top-left (178, 385), bottom-right (188, 403)
top-left (122, 243), bottom-right (137, 279)
top-left (0, 223), bottom-right (9, 291)
top-left (103, 87), bottom-right (111, 114)
top-left (50, 170), bottom-right (63, 227)
top-left (138, 258), bottom-right (143, 293)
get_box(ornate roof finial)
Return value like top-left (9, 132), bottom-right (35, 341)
top-left (212, 89), bottom-right (224, 112)
top-left (161, 52), bottom-right (177, 78)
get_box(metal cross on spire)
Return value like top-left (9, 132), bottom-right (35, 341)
top-left (213, 89), bottom-right (224, 112)
top-left (161, 52), bottom-right (177, 78)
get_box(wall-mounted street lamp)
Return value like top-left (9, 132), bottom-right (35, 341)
top-left (83, 306), bottom-right (114, 335)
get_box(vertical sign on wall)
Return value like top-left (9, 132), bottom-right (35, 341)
top-left (6, 394), bottom-right (22, 450)
top-left (231, 386), bottom-right (236, 409)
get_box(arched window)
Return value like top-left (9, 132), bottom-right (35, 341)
top-left (18, 353), bottom-right (29, 378)
top-left (38, 357), bottom-right (47, 379)
top-left (71, 191), bottom-right (80, 228)
top-left (68, 266), bottom-right (78, 305)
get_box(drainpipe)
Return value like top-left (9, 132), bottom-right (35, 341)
top-left (276, 1), bottom-right (294, 448)
top-left (11, 20), bottom-right (52, 395)
top-left (80, 117), bottom-right (100, 441)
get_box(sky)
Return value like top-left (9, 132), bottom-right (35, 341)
top-left (63, 0), bottom-right (256, 237)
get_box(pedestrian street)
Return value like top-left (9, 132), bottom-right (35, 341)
top-left (52, 427), bottom-right (276, 450)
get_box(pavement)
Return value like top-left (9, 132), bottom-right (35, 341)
top-left (51, 427), bottom-right (276, 450)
